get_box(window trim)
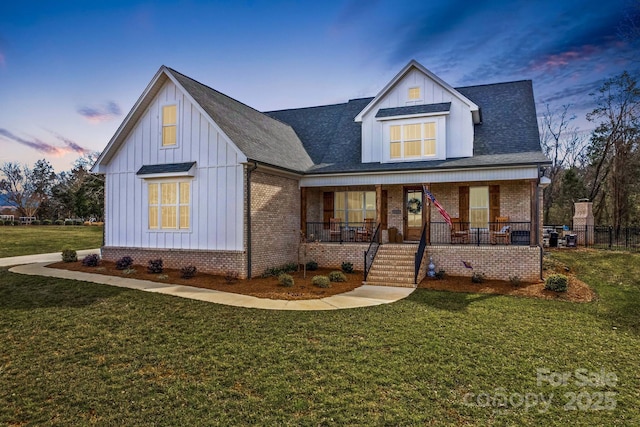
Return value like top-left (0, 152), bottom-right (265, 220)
top-left (160, 102), bottom-right (180, 149)
top-left (146, 178), bottom-right (192, 232)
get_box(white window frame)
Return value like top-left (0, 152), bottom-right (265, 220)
top-left (160, 102), bottom-right (180, 148)
top-left (147, 178), bottom-right (192, 232)
top-left (382, 116), bottom-right (445, 162)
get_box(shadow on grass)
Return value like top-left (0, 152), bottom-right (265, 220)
top-left (0, 269), bottom-right (125, 310)
top-left (408, 288), bottom-right (498, 311)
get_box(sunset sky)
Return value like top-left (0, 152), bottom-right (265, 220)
top-left (1, 0), bottom-right (638, 172)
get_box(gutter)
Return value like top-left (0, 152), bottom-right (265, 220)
top-left (246, 160), bottom-right (258, 279)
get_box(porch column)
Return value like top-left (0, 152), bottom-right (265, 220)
top-left (376, 184), bottom-right (382, 242)
top-left (530, 180), bottom-right (539, 246)
top-left (300, 187), bottom-right (307, 237)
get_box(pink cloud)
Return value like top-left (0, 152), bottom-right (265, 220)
top-left (77, 101), bottom-right (122, 123)
top-left (0, 128), bottom-right (91, 157)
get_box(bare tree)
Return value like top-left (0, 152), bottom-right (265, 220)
top-left (0, 161), bottom-right (52, 218)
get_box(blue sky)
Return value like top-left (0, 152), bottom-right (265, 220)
top-left (1, 0), bottom-right (638, 172)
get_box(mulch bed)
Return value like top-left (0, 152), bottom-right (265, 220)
top-left (48, 261), bottom-right (363, 300)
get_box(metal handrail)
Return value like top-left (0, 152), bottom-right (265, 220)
top-left (414, 223), bottom-right (428, 284)
top-left (363, 224), bottom-right (381, 281)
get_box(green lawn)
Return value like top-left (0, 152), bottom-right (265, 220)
top-left (0, 225), bottom-right (103, 257)
top-left (1, 250), bottom-right (639, 425)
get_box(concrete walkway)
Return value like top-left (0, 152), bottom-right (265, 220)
top-left (8, 261), bottom-right (416, 311)
top-left (0, 249), bottom-right (101, 267)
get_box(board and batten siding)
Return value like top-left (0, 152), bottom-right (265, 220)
top-left (104, 80), bottom-right (245, 251)
top-left (361, 68), bottom-right (474, 163)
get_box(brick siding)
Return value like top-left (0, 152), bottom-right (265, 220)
top-left (300, 242), bottom-right (369, 272)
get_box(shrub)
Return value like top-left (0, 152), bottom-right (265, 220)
top-left (147, 259), bottom-right (164, 274)
top-left (435, 269), bottom-right (446, 280)
top-left (328, 271), bottom-right (347, 282)
top-left (157, 274), bottom-right (169, 280)
top-left (64, 219), bottom-right (74, 226)
top-left (82, 253), bottom-right (100, 267)
top-left (180, 265), bottom-right (197, 279)
top-left (509, 275), bottom-right (522, 287)
top-left (278, 273), bottom-right (295, 287)
top-left (61, 248), bottom-right (77, 263)
top-left (471, 272), bottom-right (486, 284)
top-left (42, 219), bottom-right (52, 225)
top-left (312, 275), bottom-right (331, 288)
top-left (54, 219), bottom-right (64, 225)
top-left (305, 260), bottom-right (318, 271)
top-left (224, 270), bottom-right (239, 284)
top-left (115, 256), bottom-right (134, 270)
top-left (122, 268), bottom-right (137, 275)
top-left (341, 262), bottom-right (354, 274)
top-left (12, 221), bottom-right (20, 226)
top-left (545, 274), bottom-right (568, 292)
top-left (31, 220), bottom-right (41, 225)
top-left (262, 262), bottom-right (298, 278)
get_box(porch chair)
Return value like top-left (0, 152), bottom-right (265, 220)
top-left (490, 216), bottom-right (511, 245)
top-left (329, 218), bottom-right (342, 241)
top-left (450, 217), bottom-right (470, 244)
top-left (356, 218), bottom-right (375, 242)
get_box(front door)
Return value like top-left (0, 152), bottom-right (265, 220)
top-left (404, 187), bottom-right (425, 241)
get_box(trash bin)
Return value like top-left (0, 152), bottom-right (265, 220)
top-left (566, 234), bottom-right (577, 247)
top-left (549, 231), bottom-right (558, 248)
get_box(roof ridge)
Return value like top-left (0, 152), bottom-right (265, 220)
top-left (455, 79), bottom-right (532, 90)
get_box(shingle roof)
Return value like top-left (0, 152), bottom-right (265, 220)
top-left (266, 80), bottom-right (548, 174)
top-left (375, 102), bottom-right (451, 118)
top-left (136, 162), bottom-right (196, 175)
top-left (166, 68), bottom-right (314, 173)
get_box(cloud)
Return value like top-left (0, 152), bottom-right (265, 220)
top-left (0, 128), bottom-right (92, 156)
top-left (77, 101), bottom-right (122, 123)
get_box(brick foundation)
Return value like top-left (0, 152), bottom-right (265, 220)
top-left (300, 243), bottom-right (369, 272)
top-left (101, 246), bottom-right (247, 278)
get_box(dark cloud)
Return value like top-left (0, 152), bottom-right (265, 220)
top-left (77, 101), bottom-right (122, 123)
top-left (0, 128), bottom-right (91, 156)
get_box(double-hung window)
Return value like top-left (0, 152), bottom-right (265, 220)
top-left (469, 186), bottom-right (489, 229)
top-left (162, 104), bottom-right (177, 147)
top-left (148, 181), bottom-right (190, 230)
top-left (334, 191), bottom-right (376, 224)
top-left (389, 121), bottom-right (438, 160)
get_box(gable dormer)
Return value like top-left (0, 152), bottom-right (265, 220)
top-left (355, 60), bottom-right (480, 164)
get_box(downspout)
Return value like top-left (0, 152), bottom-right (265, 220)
top-left (246, 160), bottom-right (258, 279)
top-left (536, 165), bottom-right (543, 281)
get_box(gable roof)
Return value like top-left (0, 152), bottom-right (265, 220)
top-left (266, 80), bottom-right (548, 174)
top-left (93, 66), bottom-right (313, 174)
top-left (354, 60), bottom-right (480, 123)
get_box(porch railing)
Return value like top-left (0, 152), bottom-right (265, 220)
top-left (430, 221), bottom-right (532, 246)
top-left (414, 223), bottom-right (427, 284)
top-left (363, 224), bottom-right (381, 281)
top-left (305, 222), bottom-right (376, 243)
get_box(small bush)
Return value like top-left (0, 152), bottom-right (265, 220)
top-left (471, 272), bottom-right (486, 284)
top-left (42, 219), bottom-right (52, 225)
top-left (157, 274), bottom-right (169, 280)
top-left (82, 253), bottom-right (100, 267)
top-left (54, 219), bottom-right (64, 225)
top-left (12, 221), bottom-right (20, 226)
top-left (545, 274), bottom-right (568, 292)
top-left (305, 260), bottom-right (318, 271)
top-left (122, 268), bottom-right (137, 275)
top-left (64, 219), bottom-right (74, 226)
top-left (115, 256), bottom-right (134, 270)
top-left (262, 262), bottom-right (298, 278)
top-left (341, 262), bottom-right (354, 274)
top-left (147, 259), bottom-right (164, 274)
top-left (61, 248), bottom-right (77, 263)
top-left (278, 273), bottom-right (295, 287)
top-left (31, 220), bottom-right (41, 225)
top-left (435, 269), bottom-right (446, 280)
top-left (509, 275), bottom-right (522, 287)
top-left (224, 270), bottom-right (239, 284)
top-left (328, 271), bottom-right (347, 282)
top-left (180, 265), bottom-right (197, 279)
top-left (312, 275), bottom-right (331, 288)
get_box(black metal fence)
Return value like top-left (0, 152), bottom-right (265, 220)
top-left (305, 222), bottom-right (375, 243)
top-left (429, 221), bottom-right (532, 246)
top-left (544, 225), bottom-right (640, 252)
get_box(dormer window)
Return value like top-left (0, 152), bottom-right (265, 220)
top-left (162, 104), bottom-right (177, 147)
top-left (388, 121), bottom-right (438, 160)
top-left (408, 87), bottom-right (421, 100)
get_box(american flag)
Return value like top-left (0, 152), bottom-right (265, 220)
top-left (423, 185), bottom-right (453, 227)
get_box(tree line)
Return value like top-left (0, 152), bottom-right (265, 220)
top-left (541, 71), bottom-right (640, 228)
top-left (0, 153), bottom-right (104, 221)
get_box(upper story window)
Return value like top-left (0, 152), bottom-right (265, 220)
top-left (408, 87), bottom-right (421, 100)
top-left (162, 104), bottom-right (177, 147)
top-left (148, 180), bottom-right (190, 230)
top-left (389, 122), bottom-right (438, 160)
